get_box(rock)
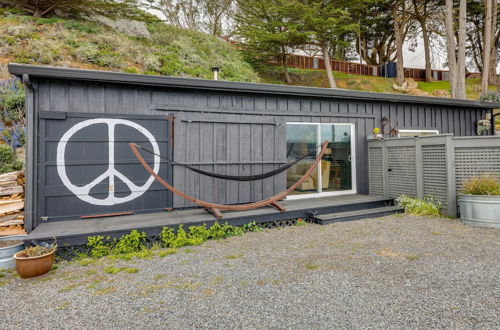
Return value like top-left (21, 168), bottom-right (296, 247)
top-left (431, 89), bottom-right (451, 98)
top-left (392, 82), bottom-right (408, 92)
top-left (408, 89), bottom-right (430, 96)
top-left (92, 16), bottom-right (151, 39)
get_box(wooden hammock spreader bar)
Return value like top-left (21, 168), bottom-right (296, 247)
top-left (129, 141), bottom-right (328, 218)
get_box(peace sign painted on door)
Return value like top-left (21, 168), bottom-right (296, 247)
top-left (56, 118), bottom-right (161, 206)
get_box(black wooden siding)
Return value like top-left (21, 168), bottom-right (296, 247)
top-left (32, 78), bottom-right (488, 211)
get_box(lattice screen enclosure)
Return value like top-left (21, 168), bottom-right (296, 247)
top-left (368, 135), bottom-right (500, 217)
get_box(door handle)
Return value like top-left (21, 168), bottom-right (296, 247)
top-left (348, 155), bottom-right (352, 162)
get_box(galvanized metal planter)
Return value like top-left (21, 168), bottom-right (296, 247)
top-left (459, 194), bottom-right (500, 229)
top-left (0, 236), bottom-right (26, 270)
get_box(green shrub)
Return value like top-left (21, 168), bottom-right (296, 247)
top-left (242, 221), bottom-right (263, 232)
top-left (75, 44), bottom-right (100, 64)
top-left (87, 235), bottom-right (112, 258)
top-left (462, 175), bottom-right (500, 196)
top-left (159, 227), bottom-right (175, 247)
top-left (208, 222), bottom-right (233, 239)
top-left (479, 91), bottom-right (500, 103)
top-left (188, 224), bottom-right (210, 241)
top-left (0, 145), bottom-right (23, 174)
top-left (396, 195), bottom-right (441, 216)
top-left (113, 230), bottom-right (146, 254)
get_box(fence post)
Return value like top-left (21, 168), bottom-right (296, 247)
top-left (415, 137), bottom-right (424, 199)
top-left (445, 136), bottom-right (457, 217)
top-left (381, 139), bottom-right (388, 197)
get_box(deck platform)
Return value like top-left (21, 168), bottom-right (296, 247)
top-left (26, 194), bottom-right (397, 246)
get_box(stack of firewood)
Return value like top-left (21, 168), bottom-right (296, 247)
top-left (0, 171), bottom-right (25, 236)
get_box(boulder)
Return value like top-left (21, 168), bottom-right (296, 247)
top-left (92, 16), bottom-right (151, 39)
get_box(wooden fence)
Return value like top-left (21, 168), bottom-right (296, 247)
top-left (278, 54), bottom-right (451, 81)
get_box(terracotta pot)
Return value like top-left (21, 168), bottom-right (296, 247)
top-left (13, 249), bottom-right (56, 278)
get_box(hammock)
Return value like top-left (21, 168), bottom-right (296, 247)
top-left (129, 141), bottom-right (329, 218)
top-left (131, 143), bottom-right (322, 181)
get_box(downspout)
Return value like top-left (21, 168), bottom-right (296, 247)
top-left (492, 109), bottom-right (499, 135)
top-left (21, 74), bottom-right (35, 233)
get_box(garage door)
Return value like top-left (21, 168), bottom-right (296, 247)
top-left (37, 112), bottom-right (172, 221)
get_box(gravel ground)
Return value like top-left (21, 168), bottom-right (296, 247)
top-left (1, 214), bottom-right (499, 329)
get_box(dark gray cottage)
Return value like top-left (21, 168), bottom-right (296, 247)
top-left (8, 64), bottom-right (500, 242)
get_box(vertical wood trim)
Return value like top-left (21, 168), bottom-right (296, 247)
top-left (415, 138), bottom-right (424, 199)
top-left (445, 136), bottom-right (457, 217)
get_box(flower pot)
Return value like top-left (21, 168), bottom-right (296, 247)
top-left (458, 194), bottom-right (500, 229)
top-left (13, 249), bottom-right (55, 278)
top-left (0, 238), bottom-right (25, 270)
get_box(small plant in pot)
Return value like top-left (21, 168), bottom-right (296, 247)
top-left (13, 242), bottom-right (57, 278)
top-left (459, 175), bottom-right (500, 229)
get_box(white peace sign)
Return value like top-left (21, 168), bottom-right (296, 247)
top-left (57, 118), bottom-right (160, 206)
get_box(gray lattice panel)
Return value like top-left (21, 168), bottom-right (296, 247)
top-left (368, 147), bottom-right (384, 196)
top-left (455, 147), bottom-right (500, 190)
top-left (422, 144), bottom-right (448, 207)
top-left (387, 146), bottom-right (416, 198)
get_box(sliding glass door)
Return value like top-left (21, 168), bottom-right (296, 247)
top-left (286, 123), bottom-right (356, 198)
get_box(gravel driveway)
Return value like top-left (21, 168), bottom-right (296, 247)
top-left (1, 215), bottom-right (499, 329)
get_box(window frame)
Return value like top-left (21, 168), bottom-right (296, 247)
top-left (285, 122), bottom-right (357, 200)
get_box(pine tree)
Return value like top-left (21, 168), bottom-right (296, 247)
top-left (0, 0), bottom-right (153, 19)
top-left (299, 0), bottom-right (357, 89)
top-left (235, 0), bottom-right (308, 84)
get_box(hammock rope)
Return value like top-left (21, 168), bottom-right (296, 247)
top-left (131, 143), bottom-right (323, 182)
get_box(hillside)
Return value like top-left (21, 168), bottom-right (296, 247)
top-left (0, 8), bottom-right (494, 101)
top-left (0, 8), bottom-right (258, 82)
top-left (259, 67), bottom-right (491, 100)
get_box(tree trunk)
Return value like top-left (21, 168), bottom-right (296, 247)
top-left (322, 44), bottom-right (337, 89)
top-left (445, 0), bottom-right (457, 98)
top-left (281, 49), bottom-right (292, 85)
top-left (420, 20), bottom-right (433, 82)
top-left (393, 5), bottom-right (405, 86)
top-left (456, 0), bottom-right (467, 99)
top-left (487, 0), bottom-right (497, 86)
top-left (481, 0), bottom-right (492, 94)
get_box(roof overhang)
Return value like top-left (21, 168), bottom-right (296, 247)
top-left (8, 63), bottom-right (500, 109)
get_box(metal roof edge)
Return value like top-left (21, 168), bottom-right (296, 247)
top-left (8, 63), bottom-right (500, 109)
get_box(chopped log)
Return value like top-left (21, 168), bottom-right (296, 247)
top-left (0, 226), bottom-right (26, 237)
top-left (0, 172), bottom-right (18, 182)
top-left (0, 219), bottom-right (24, 227)
top-left (0, 213), bottom-right (21, 222)
top-left (0, 198), bottom-right (23, 205)
top-left (0, 186), bottom-right (23, 196)
top-left (0, 201), bottom-right (24, 215)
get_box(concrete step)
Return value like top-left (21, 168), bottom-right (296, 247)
top-left (314, 206), bottom-right (404, 225)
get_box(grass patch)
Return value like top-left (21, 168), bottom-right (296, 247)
top-left (405, 255), bottom-right (420, 261)
top-left (304, 263), bottom-right (319, 270)
top-left (94, 286), bottom-right (117, 295)
top-left (224, 254), bottom-right (244, 260)
top-left (78, 258), bottom-right (97, 266)
top-left (124, 267), bottom-right (139, 274)
top-left (209, 276), bottom-right (224, 286)
top-left (59, 282), bottom-right (85, 292)
top-left (103, 266), bottom-right (126, 274)
top-left (158, 248), bottom-right (177, 257)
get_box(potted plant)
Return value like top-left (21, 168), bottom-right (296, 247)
top-left (13, 242), bottom-right (57, 278)
top-left (458, 175), bottom-right (500, 229)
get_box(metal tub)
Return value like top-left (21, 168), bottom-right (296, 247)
top-left (459, 195), bottom-right (500, 229)
top-left (0, 236), bottom-right (26, 270)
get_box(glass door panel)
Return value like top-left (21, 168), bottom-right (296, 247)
top-left (286, 124), bottom-right (318, 195)
top-left (320, 124), bottom-right (352, 192)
